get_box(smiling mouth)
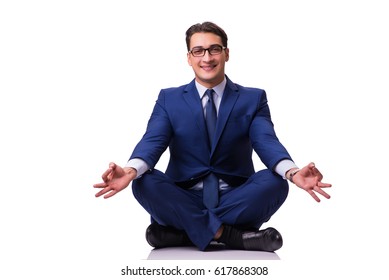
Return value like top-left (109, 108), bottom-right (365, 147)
top-left (201, 65), bottom-right (216, 71)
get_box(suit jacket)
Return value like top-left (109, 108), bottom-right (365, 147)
top-left (130, 76), bottom-right (292, 187)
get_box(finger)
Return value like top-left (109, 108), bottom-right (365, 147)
top-left (101, 168), bottom-right (113, 182)
top-left (311, 168), bottom-right (323, 181)
top-left (317, 182), bottom-right (332, 188)
top-left (93, 182), bottom-right (107, 188)
top-left (314, 187), bottom-right (331, 199)
top-left (95, 187), bottom-right (111, 198)
top-left (310, 164), bottom-right (322, 174)
top-left (308, 190), bottom-right (321, 202)
top-left (104, 190), bottom-right (117, 199)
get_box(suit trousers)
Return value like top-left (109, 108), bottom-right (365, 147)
top-left (132, 169), bottom-right (289, 251)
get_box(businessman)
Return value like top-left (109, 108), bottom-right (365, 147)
top-left (94, 22), bottom-right (332, 252)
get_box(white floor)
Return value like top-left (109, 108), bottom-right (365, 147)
top-left (146, 243), bottom-right (280, 260)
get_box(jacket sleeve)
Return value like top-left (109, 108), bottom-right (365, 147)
top-left (249, 91), bottom-right (292, 170)
top-left (129, 90), bottom-right (172, 169)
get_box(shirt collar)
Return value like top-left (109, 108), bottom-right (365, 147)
top-left (195, 77), bottom-right (227, 99)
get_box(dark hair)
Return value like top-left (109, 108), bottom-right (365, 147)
top-left (185, 22), bottom-right (228, 51)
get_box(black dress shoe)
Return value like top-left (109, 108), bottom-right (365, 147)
top-left (145, 223), bottom-right (193, 248)
top-left (242, 227), bottom-right (283, 252)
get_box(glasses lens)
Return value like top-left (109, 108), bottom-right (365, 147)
top-left (190, 45), bottom-right (224, 57)
top-left (209, 45), bottom-right (223, 55)
top-left (191, 48), bottom-right (205, 57)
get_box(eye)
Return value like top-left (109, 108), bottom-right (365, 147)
top-left (209, 45), bottom-right (223, 54)
top-left (192, 48), bottom-right (204, 56)
top-left (210, 46), bottom-right (220, 51)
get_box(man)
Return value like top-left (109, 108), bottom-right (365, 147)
top-left (94, 22), bottom-right (331, 252)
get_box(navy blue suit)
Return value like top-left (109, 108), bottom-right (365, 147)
top-left (131, 77), bottom-right (291, 250)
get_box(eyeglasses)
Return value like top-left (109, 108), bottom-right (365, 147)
top-left (189, 44), bottom-right (226, 57)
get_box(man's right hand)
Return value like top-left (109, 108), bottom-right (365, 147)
top-left (93, 162), bottom-right (137, 199)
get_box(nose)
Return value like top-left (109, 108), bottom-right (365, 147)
top-left (202, 50), bottom-right (212, 61)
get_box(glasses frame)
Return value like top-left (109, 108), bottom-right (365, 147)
top-left (189, 44), bottom-right (226, 57)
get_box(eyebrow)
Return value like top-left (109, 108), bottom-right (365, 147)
top-left (191, 44), bottom-right (222, 49)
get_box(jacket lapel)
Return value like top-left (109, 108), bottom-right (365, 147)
top-left (212, 78), bottom-right (239, 153)
top-left (182, 80), bottom-right (208, 142)
top-left (183, 78), bottom-right (240, 154)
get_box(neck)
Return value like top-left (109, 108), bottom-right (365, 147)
top-left (195, 75), bottom-right (225, 89)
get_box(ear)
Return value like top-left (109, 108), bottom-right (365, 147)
top-left (224, 48), bottom-right (230, 62)
top-left (187, 52), bottom-right (193, 66)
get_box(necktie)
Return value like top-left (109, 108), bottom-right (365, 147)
top-left (205, 89), bottom-right (217, 144)
top-left (203, 89), bottom-right (219, 209)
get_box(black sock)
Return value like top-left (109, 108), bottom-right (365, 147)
top-left (217, 225), bottom-right (244, 249)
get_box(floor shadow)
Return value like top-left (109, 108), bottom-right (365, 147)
top-left (147, 243), bottom-right (280, 260)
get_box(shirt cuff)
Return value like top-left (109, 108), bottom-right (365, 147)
top-left (274, 159), bottom-right (299, 179)
top-left (125, 158), bottom-right (150, 177)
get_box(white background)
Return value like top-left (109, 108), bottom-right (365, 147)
top-left (1, 0), bottom-right (388, 279)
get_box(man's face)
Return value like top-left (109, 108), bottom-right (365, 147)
top-left (187, 32), bottom-right (229, 88)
